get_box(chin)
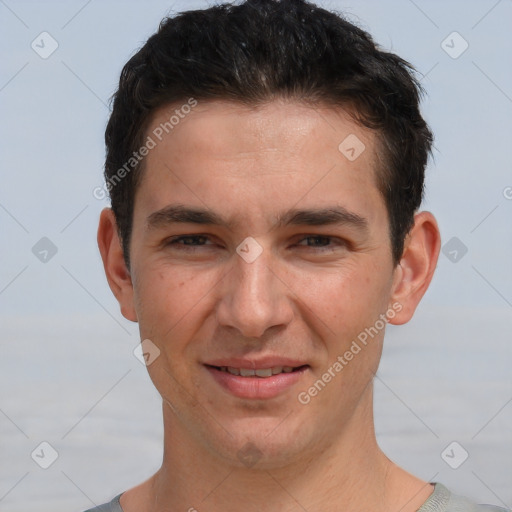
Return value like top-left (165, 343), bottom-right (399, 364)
top-left (204, 414), bottom-right (321, 470)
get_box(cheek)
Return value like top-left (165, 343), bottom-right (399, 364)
top-left (132, 267), bottom-right (215, 402)
top-left (132, 265), bottom-right (217, 341)
top-left (289, 259), bottom-right (391, 337)
top-left (297, 262), bottom-right (390, 416)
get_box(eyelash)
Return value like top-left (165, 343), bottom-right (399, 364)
top-left (165, 235), bottom-right (346, 251)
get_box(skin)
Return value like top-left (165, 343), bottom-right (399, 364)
top-left (98, 99), bottom-right (441, 512)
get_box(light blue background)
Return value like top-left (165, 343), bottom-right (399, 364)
top-left (1, 1), bottom-right (511, 511)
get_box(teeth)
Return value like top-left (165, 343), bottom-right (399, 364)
top-left (217, 366), bottom-right (297, 377)
top-left (255, 368), bottom-right (273, 377)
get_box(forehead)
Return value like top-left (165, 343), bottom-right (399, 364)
top-left (145, 99), bottom-right (378, 164)
top-left (137, 99), bottom-right (386, 230)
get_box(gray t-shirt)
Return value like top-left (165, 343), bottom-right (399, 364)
top-left (82, 482), bottom-right (510, 512)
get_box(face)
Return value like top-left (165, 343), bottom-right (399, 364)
top-left (116, 99), bottom-right (407, 467)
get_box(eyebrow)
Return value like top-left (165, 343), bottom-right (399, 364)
top-left (146, 204), bottom-right (368, 232)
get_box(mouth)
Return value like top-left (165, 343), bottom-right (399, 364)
top-left (204, 363), bottom-right (309, 399)
top-left (207, 364), bottom-right (308, 377)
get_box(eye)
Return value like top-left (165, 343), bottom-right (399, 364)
top-left (297, 236), bottom-right (331, 247)
top-left (295, 235), bottom-right (345, 249)
top-left (165, 235), bottom-right (215, 248)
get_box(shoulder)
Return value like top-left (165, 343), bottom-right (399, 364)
top-left (81, 493), bottom-right (124, 512)
top-left (419, 483), bottom-right (510, 512)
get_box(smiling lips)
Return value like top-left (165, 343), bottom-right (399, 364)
top-left (216, 365), bottom-right (297, 377)
top-left (204, 360), bottom-right (309, 399)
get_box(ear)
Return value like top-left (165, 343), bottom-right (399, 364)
top-left (97, 208), bottom-right (138, 322)
top-left (388, 211), bottom-right (441, 325)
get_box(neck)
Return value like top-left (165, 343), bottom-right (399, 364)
top-left (124, 384), bottom-right (432, 512)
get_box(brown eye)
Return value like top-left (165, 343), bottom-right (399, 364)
top-left (172, 236), bottom-right (209, 245)
top-left (295, 236), bottom-right (346, 249)
top-left (165, 235), bottom-right (215, 249)
top-left (298, 236), bottom-right (332, 247)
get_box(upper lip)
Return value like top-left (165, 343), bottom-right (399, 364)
top-left (204, 357), bottom-right (308, 369)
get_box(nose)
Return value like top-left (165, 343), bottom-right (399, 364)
top-left (215, 244), bottom-right (294, 339)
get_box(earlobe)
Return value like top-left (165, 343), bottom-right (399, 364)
top-left (388, 211), bottom-right (441, 325)
top-left (97, 208), bottom-right (138, 322)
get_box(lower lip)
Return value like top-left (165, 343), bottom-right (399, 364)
top-left (205, 365), bottom-right (309, 400)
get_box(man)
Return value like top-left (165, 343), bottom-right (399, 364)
top-left (88, 0), bottom-right (508, 511)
